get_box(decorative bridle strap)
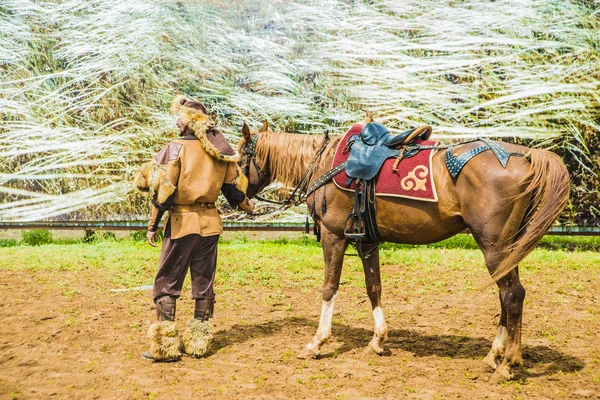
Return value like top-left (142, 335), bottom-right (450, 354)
top-left (242, 134), bottom-right (268, 181)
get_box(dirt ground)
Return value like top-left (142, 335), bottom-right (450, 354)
top-left (0, 241), bottom-right (599, 399)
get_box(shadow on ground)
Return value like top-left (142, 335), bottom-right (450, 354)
top-left (213, 316), bottom-right (584, 380)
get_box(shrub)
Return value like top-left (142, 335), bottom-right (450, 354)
top-left (131, 230), bottom-right (163, 242)
top-left (102, 231), bottom-right (117, 240)
top-left (130, 230), bottom-right (146, 242)
top-left (82, 230), bottom-right (118, 243)
top-left (0, 238), bottom-right (18, 247)
top-left (21, 230), bottom-right (52, 246)
top-left (83, 229), bottom-right (97, 243)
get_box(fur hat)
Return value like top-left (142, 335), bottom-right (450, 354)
top-left (170, 95), bottom-right (240, 163)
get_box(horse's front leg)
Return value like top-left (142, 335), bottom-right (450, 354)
top-left (358, 242), bottom-right (388, 355)
top-left (298, 227), bottom-right (348, 359)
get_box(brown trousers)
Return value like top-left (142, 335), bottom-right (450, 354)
top-left (152, 221), bottom-right (219, 318)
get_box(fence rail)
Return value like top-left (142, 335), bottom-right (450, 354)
top-left (0, 221), bottom-right (598, 235)
top-left (0, 221), bottom-right (307, 232)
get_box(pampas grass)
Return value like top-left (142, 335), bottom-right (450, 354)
top-left (0, 0), bottom-right (598, 223)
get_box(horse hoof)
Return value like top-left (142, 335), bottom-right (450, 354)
top-left (364, 340), bottom-right (384, 356)
top-left (297, 346), bottom-right (319, 360)
top-left (489, 364), bottom-right (512, 384)
top-left (482, 352), bottom-right (500, 370)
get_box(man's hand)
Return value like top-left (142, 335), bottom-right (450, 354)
top-left (147, 230), bottom-right (159, 247)
top-left (246, 200), bottom-right (255, 215)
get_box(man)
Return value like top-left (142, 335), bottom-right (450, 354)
top-left (134, 95), bottom-right (254, 361)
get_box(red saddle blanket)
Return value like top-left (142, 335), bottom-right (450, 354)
top-left (332, 123), bottom-right (439, 202)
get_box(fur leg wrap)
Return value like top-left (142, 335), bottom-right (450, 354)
top-left (147, 321), bottom-right (182, 361)
top-left (181, 319), bottom-right (213, 358)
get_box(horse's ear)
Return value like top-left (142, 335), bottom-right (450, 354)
top-left (242, 122), bottom-right (252, 143)
top-left (362, 108), bottom-right (374, 124)
top-left (259, 120), bottom-right (269, 132)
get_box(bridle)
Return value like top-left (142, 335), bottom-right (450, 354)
top-left (241, 132), bottom-right (331, 212)
top-left (241, 133), bottom-right (285, 206)
top-left (241, 134), bottom-right (269, 183)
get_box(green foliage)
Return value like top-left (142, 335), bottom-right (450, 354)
top-left (0, 238), bottom-right (18, 247)
top-left (378, 234), bottom-right (600, 252)
top-left (380, 235), bottom-right (480, 251)
top-left (130, 230), bottom-right (147, 242)
top-left (83, 230), bottom-right (117, 243)
top-left (102, 231), bottom-right (117, 240)
top-left (270, 235), bottom-right (320, 247)
top-left (83, 230), bottom-right (97, 243)
top-left (538, 235), bottom-right (600, 252)
top-left (130, 230), bottom-right (163, 243)
top-left (21, 230), bottom-right (52, 246)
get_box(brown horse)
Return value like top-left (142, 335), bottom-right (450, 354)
top-left (237, 119), bottom-right (569, 382)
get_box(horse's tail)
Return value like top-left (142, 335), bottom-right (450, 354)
top-left (490, 149), bottom-right (570, 282)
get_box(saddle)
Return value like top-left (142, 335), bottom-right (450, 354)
top-left (343, 119), bottom-right (432, 247)
top-left (345, 122), bottom-right (432, 182)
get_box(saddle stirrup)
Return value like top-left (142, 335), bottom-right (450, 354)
top-left (344, 179), bottom-right (367, 240)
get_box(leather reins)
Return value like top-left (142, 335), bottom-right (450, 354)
top-left (241, 133), bottom-right (331, 215)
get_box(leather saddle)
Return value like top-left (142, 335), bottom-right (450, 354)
top-left (345, 122), bottom-right (432, 181)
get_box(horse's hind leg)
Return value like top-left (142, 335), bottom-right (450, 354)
top-left (298, 227), bottom-right (348, 359)
top-left (466, 199), bottom-right (528, 382)
top-left (489, 269), bottom-right (525, 382)
top-left (476, 242), bottom-right (526, 382)
top-left (357, 242), bottom-right (388, 355)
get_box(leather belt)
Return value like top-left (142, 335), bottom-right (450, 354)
top-left (171, 203), bottom-right (216, 212)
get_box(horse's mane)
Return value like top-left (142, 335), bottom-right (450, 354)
top-left (255, 131), bottom-right (327, 187)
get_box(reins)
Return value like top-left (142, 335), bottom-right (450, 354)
top-left (242, 133), bottom-right (331, 216)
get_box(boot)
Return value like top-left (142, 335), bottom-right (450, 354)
top-left (181, 298), bottom-right (214, 358)
top-left (142, 296), bottom-right (181, 362)
top-left (155, 295), bottom-right (177, 321)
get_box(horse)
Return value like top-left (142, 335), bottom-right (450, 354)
top-left (237, 118), bottom-right (569, 382)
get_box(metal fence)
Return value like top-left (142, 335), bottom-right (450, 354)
top-left (0, 222), bottom-right (598, 235)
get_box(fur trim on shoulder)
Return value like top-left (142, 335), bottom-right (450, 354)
top-left (147, 321), bottom-right (181, 361)
top-left (181, 318), bottom-right (213, 358)
top-left (134, 161), bottom-right (176, 204)
top-left (191, 121), bottom-right (241, 163)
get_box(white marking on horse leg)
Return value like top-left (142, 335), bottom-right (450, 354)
top-left (484, 325), bottom-right (508, 369)
top-left (373, 306), bottom-right (388, 340)
top-left (367, 306), bottom-right (388, 355)
top-left (305, 292), bottom-right (337, 355)
top-left (491, 326), bottom-right (507, 357)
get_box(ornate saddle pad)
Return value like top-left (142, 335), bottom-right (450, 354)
top-left (332, 124), bottom-right (439, 202)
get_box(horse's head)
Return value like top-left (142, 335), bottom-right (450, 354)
top-left (238, 120), bottom-right (271, 199)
